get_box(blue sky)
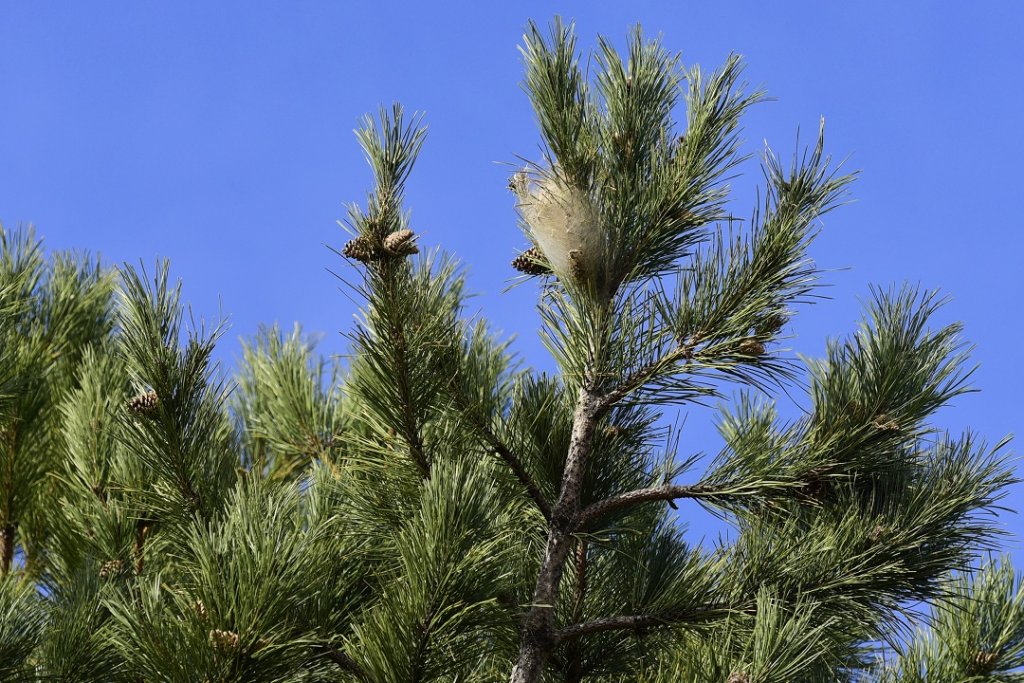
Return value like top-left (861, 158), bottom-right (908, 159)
top-left (2, 2), bottom-right (1021, 551)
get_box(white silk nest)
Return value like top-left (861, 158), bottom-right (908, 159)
top-left (512, 171), bottom-right (604, 282)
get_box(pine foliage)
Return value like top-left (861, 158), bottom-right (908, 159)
top-left (0, 18), bottom-right (1020, 683)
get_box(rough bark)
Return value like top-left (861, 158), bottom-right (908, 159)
top-left (0, 523), bottom-right (14, 574)
top-left (565, 540), bottom-right (588, 683)
top-left (511, 387), bottom-right (599, 682)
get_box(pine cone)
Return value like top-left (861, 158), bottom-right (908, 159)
top-left (511, 247), bottom-right (551, 275)
top-left (603, 425), bottom-right (625, 439)
top-left (568, 249), bottom-right (586, 280)
top-left (756, 311), bottom-right (789, 336)
top-left (737, 338), bottom-right (766, 356)
top-left (971, 649), bottom-right (998, 672)
top-left (127, 390), bottom-right (159, 416)
top-left (209, 629), bottom-right (241, 652)
top-left (342, 235), bottom-right (377, 263)
top-left (382, 229), bottom-right (419, 257)
top-left (868, 524), bottom-right (888, 543)
top-left (871, 414), bottom-right (900, 432)
top-left (799, 466), bottom-right (833, 504)
top-left (90, 483), bottom-right (106, 502)
top-left (727, 672), bottom-right (750, 683)
top-left (99, 559), bottom-right (123, 579)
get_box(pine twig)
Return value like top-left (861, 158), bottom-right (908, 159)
top-left (133, 519), bottom-right (149, 575)
top-left (576, 479), bottom-right (798, 530)
top-left (478, 425), bottom-right (552, 521)
top-left (554, 604), bottom-right (734, 644)
top-left (575, 483), bottom-right (712, 529)
top-left (597, 345), bottom-right (690, 415)
top-left (320, 645), bottom-right (369, 681)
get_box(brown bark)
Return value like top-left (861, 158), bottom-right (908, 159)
top-left (576, 483), bottom-right (712, 529)
top-left (320, 645), bottom-right (369, 681)
top-left (133, 519), bottom-right (150, 575)
top-left (511, 387), bottom-right (600, 682)
top-left (565, 540), bottom-right (588, 683)
top-left (0, 523), bottom-right (15, 574)
top-left (485, 434), bottom-right (552, 521)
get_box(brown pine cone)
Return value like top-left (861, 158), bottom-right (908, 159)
top-left (511, 247), bottom-right (551, 275)
top-left (383, 229), bottom-right (419, 256)
top-left (737, 338), bottom-right (766, 356)
top-left (342, 235), bottom-right (377, 263)
top-left (99, 559), bottom-right (123, 579)
top-left (209, 629), bottom-right (241, 652)
top-left (127, 390), bottom-right (159, 416)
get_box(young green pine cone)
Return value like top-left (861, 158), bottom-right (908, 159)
top-left (383, 229), bottom-right (418, 256)
top-left (511, 247), bottom-right (551, 275)
top-left (127, 390), bottom-right (159, 416)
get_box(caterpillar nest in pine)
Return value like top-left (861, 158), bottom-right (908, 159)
top-left (511, 170), bottom-right (604, 284)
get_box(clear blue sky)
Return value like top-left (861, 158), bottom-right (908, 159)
top-left (2, 2), bottom-right (1021, 552)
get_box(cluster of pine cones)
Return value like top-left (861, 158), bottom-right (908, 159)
top-left (342, 228), bottom-right (419, 264)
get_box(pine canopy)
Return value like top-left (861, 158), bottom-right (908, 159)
top-left (0, 19), bottom-right (1021, 683)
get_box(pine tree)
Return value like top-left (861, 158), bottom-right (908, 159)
top-left (0, 18), bottom-right (1021, 683)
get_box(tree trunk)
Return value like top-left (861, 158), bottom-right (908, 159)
top-left (511, 388), bottom-right (599, 682)
top-left (565, 540), bottom-right (588, 683)
top-left (0, 523), bottom-right (15, 574)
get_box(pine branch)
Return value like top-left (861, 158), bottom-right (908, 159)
top-left (596, 344), bottom-right (690, 415)
top-left (383, 304), bottom-right (430, 478)
top-left (132, 520), bottom-right (145, 575)
top-left (576, 478), bottom-right (801, 530)
top-left (486, 433), bottom-right (552, 521)
top-left (320, 645), bottom-right (369, 681)
top-left (512, 386), bottom-right (601, 682)
top-left (576, 483), bottom-right (711, 529)
top-left (0, 523), bottom-right (14, 575)
top-left (554, 603), bottom-right (733, 644)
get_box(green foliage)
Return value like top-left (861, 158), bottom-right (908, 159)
top-left (0, 574), bottom-right (43, 681)
top-left (0, 18), bottom-right (1019, 683)
top-left (877, 557), bottom-right (1024, 682)
top-left (235, 325), bottom-right (346, 480)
